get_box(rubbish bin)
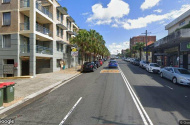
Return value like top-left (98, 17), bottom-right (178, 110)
top-left (0, 85), bottom-right (5, 107)
top-left (0, 82), bottom-right (15, 103)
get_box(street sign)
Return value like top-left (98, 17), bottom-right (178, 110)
top-left (71, 51), bottom-right (78, 56)
top-left (71, 48), bottom-right (77, 52)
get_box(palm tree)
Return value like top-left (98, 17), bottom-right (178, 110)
top-left (135, 42), bottom-right (145, 60)
top-left (70, 29), bottom-right (89, 63)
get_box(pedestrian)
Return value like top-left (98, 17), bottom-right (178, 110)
top-left (63, 60), bottom-right (65, 70)
top-left (60, 60), bottom-right (63, 70)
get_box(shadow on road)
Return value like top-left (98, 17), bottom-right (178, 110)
top-left (91, 116), bottom-right (134, 125)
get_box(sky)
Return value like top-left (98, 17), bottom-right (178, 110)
top-left (58, 0), bottom-right (190, 54)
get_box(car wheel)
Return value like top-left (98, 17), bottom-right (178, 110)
top-left (160, 72), bottom-right (163, 78)
top-left (172, 77), bottom-right (177, 84)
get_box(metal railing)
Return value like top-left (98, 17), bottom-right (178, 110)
top-left (20, 23), bottom-right (30, 31)
top-left (20, 0), bottom-right (30, 8)
top-left (36, 1), bottom-right (53, 19)
top-left (20, 44), bottom-right (30, 53)
top-left (36, 45), bottom-right (53, 55)
top-left (36, 23), bottom-right (52, 37)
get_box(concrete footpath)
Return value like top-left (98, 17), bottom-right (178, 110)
top-left (0, 67), bottom-right (81, 118)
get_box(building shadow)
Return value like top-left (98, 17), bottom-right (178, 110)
top-left (91, 116), bottom-right (134, 125)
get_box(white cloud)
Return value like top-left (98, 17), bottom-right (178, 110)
top-left (154, 9), bottom-right (162, 13)
top-left (116, 4), bottom-right (190, 30)
top-left (87, 0), bottom-right (130, 25)
top-left (108, 41), bottom-right (130, 54)
top-left (141, 0), bottom-right (161, 10)
top-left (82, 12), bottom-right (89, 16)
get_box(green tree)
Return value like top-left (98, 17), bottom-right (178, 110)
top-left (135, 42), bottom-right (145, 60)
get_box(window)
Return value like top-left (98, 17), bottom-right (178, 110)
top-left (61, 14), bottom-right (63, 23)
top-left (57, 10), bottom-right (59, 20)
top-left (61, 29), bottom-right (63, 38)
top-left (61, 44), bottom-right (63, 52)
top-left (179, 20), bottom-right (185, 26)
top-left (2, 35), bottom-right (11, 48)
top-left (57, 26), bottom-right (59, 36)
top-left (3, 0), bottom-right (10, 3)
top-left (56, 42), bottom-right (59, 51)
top-left (3, 12), bottom-right (11, 26)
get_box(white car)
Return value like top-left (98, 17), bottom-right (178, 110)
top-left (146, 63), bottom-right (161, 73)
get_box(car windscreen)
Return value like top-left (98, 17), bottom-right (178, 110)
top-left (176, 69), bottom-right (190, 74)
top-left (150, 64), bottom-right (159, 67)
top-left (110, 61), bottom-right (117, 63)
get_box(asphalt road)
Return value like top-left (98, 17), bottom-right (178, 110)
top-left (5, 59), bottom-right (190, 125)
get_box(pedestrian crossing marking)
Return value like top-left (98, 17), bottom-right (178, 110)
top-left (100, 69), bottom-right (120, 73)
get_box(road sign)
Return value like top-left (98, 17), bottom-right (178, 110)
top-left (72, 48), bottom-right (77, 52)
top-left (71, 51), bottom-right (78, 56)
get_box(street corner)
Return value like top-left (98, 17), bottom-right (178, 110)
top-left (100, 69), bottom-right (120, 73)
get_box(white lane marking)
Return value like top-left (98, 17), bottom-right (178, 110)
top-left (59, 97), bottom-right (82, 125)
top-left (185, 96), bottom-right (188, 98)
top-left (118, 66), bottom-right (154, 125)
top-left (165, 85), bottom-right (173, 90)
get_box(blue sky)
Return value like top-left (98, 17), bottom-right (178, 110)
top-left (58, 0), bottom-right (190, 54)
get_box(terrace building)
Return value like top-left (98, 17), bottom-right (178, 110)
top-left (151, 9), bottom-right (190, 69)
top-left (0, 0), bottom-right (79, 77)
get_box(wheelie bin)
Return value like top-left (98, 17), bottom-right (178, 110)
top-left (0, 82), bottom-right (15, 103)
top-left (0, 85), bottom-right (5, 106)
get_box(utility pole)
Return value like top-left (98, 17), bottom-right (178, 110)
top-left (142, 30), bottom-right (151, 62)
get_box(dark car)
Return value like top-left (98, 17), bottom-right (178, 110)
top-left (133, 59), bottom-right (140, 66)
top-left (81, 62), bottom-right (97, 72)
top-left (108, 60), bottom-right (118, 68)
top-left (94, 61), bottom-right (100, 68)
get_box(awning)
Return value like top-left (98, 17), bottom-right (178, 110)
top-left (57, 6), bottom-right (68, 15)
top-left (66, 16), bottom-right (75, 22)
top-left (56, 40), bottom-right (69, 44)
top-left (67, 30), bottom-right (74, 35)
top-left (56, 24), bottom-right (67, 30)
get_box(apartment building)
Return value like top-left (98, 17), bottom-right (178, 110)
top-left (152, 9), bottom-right (190, 68)
top-left (0, 0), bottom-right (79, 77)
top-left (130, 35), bottom-right (156, 61)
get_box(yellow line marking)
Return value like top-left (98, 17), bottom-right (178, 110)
top-left (100, 70), bottom-right (120, 73)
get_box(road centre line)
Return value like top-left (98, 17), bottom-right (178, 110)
top-left (118, 66), bottom-right (154, 125)
top-left (59, 97), bottom-right (82, 125)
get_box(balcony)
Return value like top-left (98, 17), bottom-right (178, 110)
top-left (36, 23), bottom-right (52, 37)
top-left (20, 0), bottom-right (30, 8)
top-left (20, 23), bottom-right (30, 31)
top-left (20, 44), bottom-right (30, 53)
top-left (36, 45), bottom-right (53, 55)
top-left (154, 28), bottom-right (190, 48)
top-left (36, 1), bottom-right (52, 19)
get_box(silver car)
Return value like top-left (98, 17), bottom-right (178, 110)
top-left (160, 67), bottom-right (190, 85)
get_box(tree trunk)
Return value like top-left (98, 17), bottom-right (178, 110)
top-left (140, 49), bottom-right (142, 61)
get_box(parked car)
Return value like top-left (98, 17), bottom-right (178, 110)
top-left (108, 60), bottom-right (118, 68)
top-left (130, 58), bottom-right (135, 63)
top-left (94, 61), bottom-right (100, 68)
top-left (146, 63), bottom-right (160, 73)
top-left (160, 67), bottom-right (190, 85)
top-left (140, 61), bottom-right (149, 69)
top-left (81, 62), bottom-right (97, 72)
top-left (133, 59), bottom-right (140, 66)
top-left (99, 59), bottom-right (103, 66)
top-left (126, 58), bottom-right (131, 62)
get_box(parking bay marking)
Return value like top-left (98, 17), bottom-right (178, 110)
top-left (118, 66), bottom-right (154, 125)
top-left (100, 69), bottom-right (120, 73)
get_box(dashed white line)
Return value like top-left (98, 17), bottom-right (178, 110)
top-left (118, 66), bottom-right (154, 125)
top-left (59, 97), bottom-right (82, 125)
top-left (165, 85), bottom-right (173, 90)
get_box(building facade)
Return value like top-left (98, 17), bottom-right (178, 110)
top-left (0, 0), bottom-right (79, 77)
top-left (151, 9), bottom-right (190, 69)
top-left (130, 36), bottom-right (156, 61)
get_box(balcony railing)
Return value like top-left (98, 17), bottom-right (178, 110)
top-left (36, 1), bottom-right (53, 19)
top-left (20, 44), bottom-right (30, 53)
top-left (36, 23), bottom-right (52, 37)
top-left (20, 0), bottom-right (30, 8)
top-left (36, 45), bottom-right (53, 55)
top-left (20, 23), bottom-right (30, 31)
top-left (154, 28), bottom-right (190, 48)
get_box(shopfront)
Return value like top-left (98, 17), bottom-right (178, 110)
top-left (180, 41), bottom-right (190, 69)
